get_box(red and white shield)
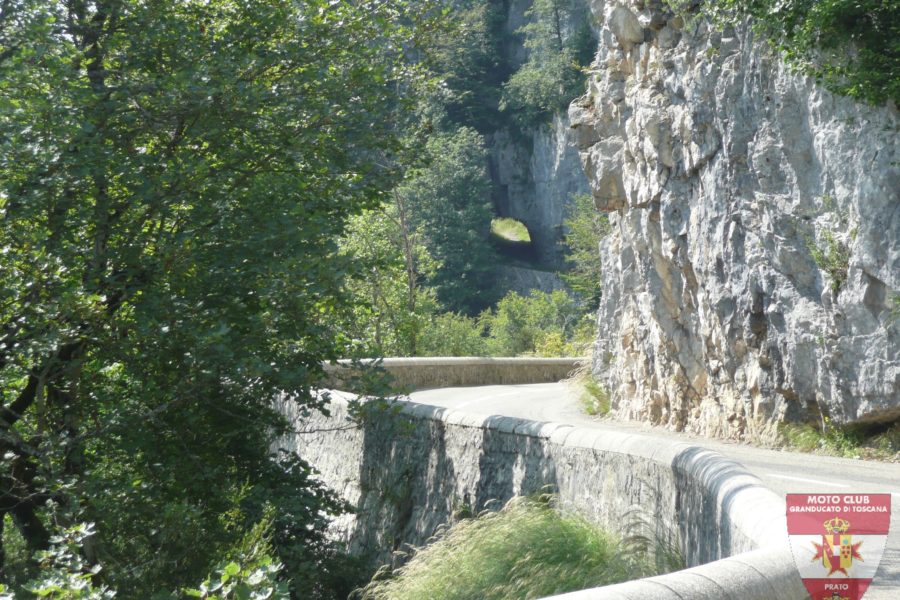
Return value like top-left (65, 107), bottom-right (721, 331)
top-left (787, 493), bottom-right (892, 600)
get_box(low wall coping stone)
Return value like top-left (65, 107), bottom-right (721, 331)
top-left (443, 410), bottom-right (486, 429)
top-left (562, 427), bottom-right (603, 450)
top-left (329, 357), bottom-right (581, 367)
top-left (550, 548), bottom-right (803, 599)
top-left (549, 424), bottom-right (576, 445)
top-left (485, 414), bottom-right (528, 435)
top-left (323, 357), bottom-right (581, 390)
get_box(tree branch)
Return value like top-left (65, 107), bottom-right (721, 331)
top-left (0, 374), bottom-right (39, 429)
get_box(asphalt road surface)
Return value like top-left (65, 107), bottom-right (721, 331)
top-left (406, 382), bottom-right (900, 599)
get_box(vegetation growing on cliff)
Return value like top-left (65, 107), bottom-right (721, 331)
top-left (501, 0), bottom-right (595, 125)
top-left (673, 0), bottom-right (900, 106)
top-left (425, 1), bottom-right (509, 133)
top-left (807, 229), bottom-right (851, 294)
top-left (576, 372), bottom-right (611, 417)
top-left (562, 193), bottom-right (610, 309)
top-left (780, 419), bottom-right (900, 461)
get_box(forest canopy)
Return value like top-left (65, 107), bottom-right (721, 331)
top-left (0, 0), bottom-right (439, 596)
top-left (3, 0), bottom-right (895, 597)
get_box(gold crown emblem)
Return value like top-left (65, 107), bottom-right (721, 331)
top-left (824, 516), bottom-right (850, 534)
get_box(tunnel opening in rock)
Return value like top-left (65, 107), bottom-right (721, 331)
top-left (490, 217), bottom-right (538, 263)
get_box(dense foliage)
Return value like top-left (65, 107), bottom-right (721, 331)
top-left (0, 0), bottom-right (432, 595)
top-left (562, 193), bottom-right (610, 309)
top-left (425, 1), bottom-right (510, 133)
top-left (332, 0), bottom-right (605, 359)
top-left (501, 0), bottom-right (595, 126)
top-left (336, 126), bottom-right (501, 357)
top-left (399, 128), bottom-right (499, 313)
top-left (0, 0), bottom-right (607, 595)
top-left (340, 206), bottom-right (439, 357)
top-left (680, 0), bottom-right (900, 106)
top-left (339, 285), bottom-right (593, 360)
top-left (485, 289), bottom-right (587, 357)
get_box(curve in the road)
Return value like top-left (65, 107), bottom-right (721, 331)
top-left (408, 383), bottom-right (900, 599)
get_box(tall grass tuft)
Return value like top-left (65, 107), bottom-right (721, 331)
top-left (566, 361), bottom-right (611, 417)
top-left (355, 496), bottom-right (654, 600)
top-left (581, 377), bottom-right (610, 416)
top-left (620, 505), bottom-right (685, 576)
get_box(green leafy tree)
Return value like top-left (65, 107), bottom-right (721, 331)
top-left (562, 193), bottom-right (610, 309)
top-left (184, 512), bottom-right (289, 600)
top-left (0, 0), bottom-right (429, 595)
top-left (23, 524), bottom-right (115, 599)
top-left (417, 312), bottom-right (488, 357)
top-left (500, 0), bottom-right (594, 125)
top-left (400, 127), bottom-right (499, 313)
top-left (425, 1), bottom-right (510, 132)
top-left (339, 204), bottom-right (439, 357)
top-left (484, 290), bottom-right (581, 356)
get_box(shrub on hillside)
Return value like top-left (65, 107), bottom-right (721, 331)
top-left (485, 290), bottom-right (582, 356)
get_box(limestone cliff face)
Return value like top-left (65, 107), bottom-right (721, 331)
top-left (488, 0), bottom-right (591, 268)
top-left (571, 0), bottom-right (900, 439)
top-left (491, 115), bottom-right (590, 265)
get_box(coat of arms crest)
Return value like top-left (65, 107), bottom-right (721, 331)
top-left (787, 494), bottom-right (891, 600)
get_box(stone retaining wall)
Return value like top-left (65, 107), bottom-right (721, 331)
top-left (277, 393), bottom-right (806, 599)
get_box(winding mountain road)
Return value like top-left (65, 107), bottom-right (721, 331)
top-left (405, 382), bottom-right (900, 599)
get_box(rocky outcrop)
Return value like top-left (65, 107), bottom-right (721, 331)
top-left (491, 115), bottom-right (590, 267)
top-left (487, 0), bottom-right (592, 268)
top-left (497, 264), bottom-right (567, 295)
top-left (571, 0), bottom-right (900, 439)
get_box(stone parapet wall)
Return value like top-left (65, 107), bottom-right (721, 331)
top-left (278, 395), bottom-right (806, 599)
top-left (323, 357), bottom-right (580, 391)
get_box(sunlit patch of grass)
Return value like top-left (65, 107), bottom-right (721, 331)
top-left (780, 422), bottom-right (824, 453)
top-left (355, 496), bottom-right (655, 600)
top-left (490, 218), bottom-right (531, 243)
top-left (581, 378), bottom-right (610, 416)
top-left (566, 361), bottom-right (611, 417)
